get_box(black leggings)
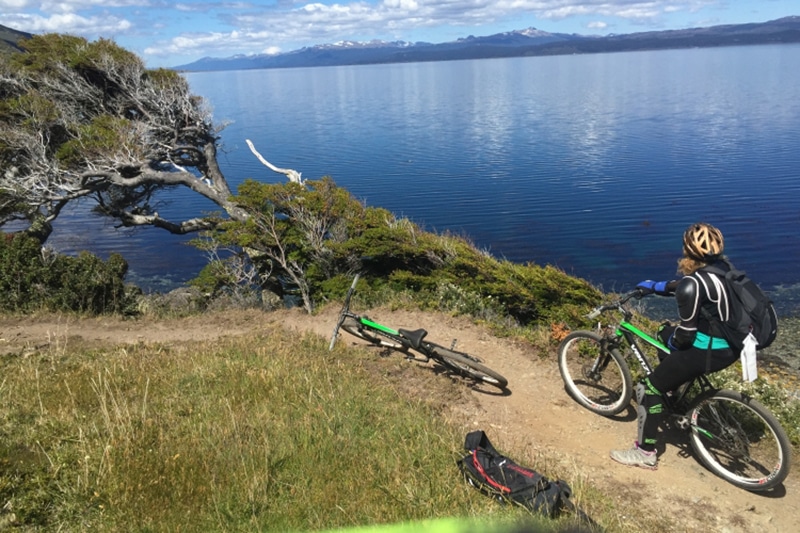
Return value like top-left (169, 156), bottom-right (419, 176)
top-left (650, 325), bottom-right (738, 393)
top-left (637, 326), bottom-right (738, 451)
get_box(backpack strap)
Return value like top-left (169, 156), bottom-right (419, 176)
top-left (700, 257), bottom-right (734, 277)
top-left (695, 266), bottom-right (729, 374)
top-left (699, 306), bottom-right (719, 374)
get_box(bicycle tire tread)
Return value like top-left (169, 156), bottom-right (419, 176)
top-left (429, 344), bottom-right (508, 389)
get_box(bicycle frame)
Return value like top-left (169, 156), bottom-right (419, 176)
top-left (356, 316), bottom-right (401, 339)
top-left (596, 294), bottom-right (718, 413)
top-left (350, 314), bottom-right (427, 355)
top-left (561, 290), bottom-right (792, 491)
top-left (343, 307), bottom-right (460, 361)
top-left (328, 273), bottom-right (437, 356)
top-left (615, 320), bottom-right (667, 377)
top-left (329, 274), bottom-right (508, 389)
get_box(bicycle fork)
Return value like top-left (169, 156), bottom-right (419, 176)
top-left (585, 336), bottom-right (617, 381)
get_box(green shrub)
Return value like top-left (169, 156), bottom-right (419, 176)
top-left (197, 178), bottom-right (602, 327)
top-left (0, 233), bottom-right (135, 314)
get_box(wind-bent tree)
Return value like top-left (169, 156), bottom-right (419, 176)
top-left (0, 34), bottom-right (246, 242)
top-left (0, 33), bottom-right (365, 313)
top-left (198, 177), bottom-right (363, 313)
top-left (0, 33), bottom-right (602, 320)
top-left (0, 33), bottom-right (360, 313)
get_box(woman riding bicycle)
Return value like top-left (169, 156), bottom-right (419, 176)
top-left (610, 222), bottom-right (739, 469)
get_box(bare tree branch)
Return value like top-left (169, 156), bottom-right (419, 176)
top-left (246, 139), bottom-right (305, 186)
top-left (0, 35), bottom-right (247, 241)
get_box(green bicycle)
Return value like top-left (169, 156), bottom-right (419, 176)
top-left (329, 274), bottom-right (508, 390)
top-left (558, 289), bottom-right (791, 491)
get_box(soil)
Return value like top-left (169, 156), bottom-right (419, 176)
top-left (1, 306), bottom-right (797, 533)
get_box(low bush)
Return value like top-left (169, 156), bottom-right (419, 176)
top-left (196, 178), bottom-right (603, 328)
top-left (0, 233), bottom-right (135, 314)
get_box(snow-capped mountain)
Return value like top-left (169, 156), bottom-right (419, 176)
top-left (174, 17), bottom-right (800, 72)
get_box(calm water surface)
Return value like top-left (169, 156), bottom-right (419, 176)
top-left (47, 45), bottom-right (800, 313)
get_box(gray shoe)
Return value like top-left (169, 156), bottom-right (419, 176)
top-left (610, 442), bottom-right (658, 470)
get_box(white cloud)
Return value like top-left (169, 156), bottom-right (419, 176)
top-left (34, 1), bottom-right (145, 12)
top-left (383, 0), bottom-right (419, 9)
top-left (1, 12), bottom-right (132, 34)
top-left (138, 1), bottom-right (722, 63)
top-left (0, 1), bottom-right (33, 9)
top-left (2, 0), bottom-right (784, 67)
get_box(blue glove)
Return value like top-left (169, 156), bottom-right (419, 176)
top-left (636, 280), bottom-right (672, 296)
top-left (636, 280), bottom-right (657, 295)
top-left (653, 280), bottom-right (670, 294)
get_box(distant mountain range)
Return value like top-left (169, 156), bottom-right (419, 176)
top-left (175, 16), bottom-right (800, 72)
top-left (2, 17), bottom-right (799, 72)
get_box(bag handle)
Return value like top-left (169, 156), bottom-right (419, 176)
top-left (464, 430), bottom-right (501, 456)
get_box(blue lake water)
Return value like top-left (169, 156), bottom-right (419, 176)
top-left (46, 45), bottom-right (800, 314)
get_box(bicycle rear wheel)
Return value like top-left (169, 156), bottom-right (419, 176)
top-left (340, 318), bottom-right (406, 350)
top-left (688, 389), bottom-right (791, 491)
top-left (429, 345), bottom-right (508, 390)
top-left (558, 331), bottom-right (633, 416)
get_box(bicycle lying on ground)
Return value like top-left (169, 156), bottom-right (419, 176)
top-left (557, 289), bottom-right (791, 491)
top-left (329, 274), bottom-right (508, 390)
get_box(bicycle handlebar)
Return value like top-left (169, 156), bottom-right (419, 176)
top-left (585, 289), bottom-right (644, 319)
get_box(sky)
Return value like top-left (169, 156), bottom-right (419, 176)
top-left (1, 1), bottom-right (797, 68)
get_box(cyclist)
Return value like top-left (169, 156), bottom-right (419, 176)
top-left (610, 222), bottom-right (738, 469)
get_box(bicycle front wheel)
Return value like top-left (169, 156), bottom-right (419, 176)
top-left (558, 331), bottom-right (633, 416)
top-left (688, 389), bottom-right (791, 491)
top-left (329, 311), bottom-right (348, 351)
top-left (429, 345), bottom-right (508, 390)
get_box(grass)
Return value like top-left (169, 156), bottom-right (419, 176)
top-left (0, 325), bottom-right (594, 532)
top-left (2, 305), bottom-right (798, 533)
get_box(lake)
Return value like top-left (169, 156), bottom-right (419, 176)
top-left (46, 44), bottom-right (800, 314)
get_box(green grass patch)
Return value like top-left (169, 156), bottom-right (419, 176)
top-left (0, 327), bottom-right (590, 532)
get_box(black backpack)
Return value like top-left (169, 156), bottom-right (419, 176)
top-left (457, 430), bottom-right (572, 518)
top-left (701, 258), bottom-right (778, 353)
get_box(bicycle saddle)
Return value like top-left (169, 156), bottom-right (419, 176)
top-left (399, 328), bottom-right (428, 349)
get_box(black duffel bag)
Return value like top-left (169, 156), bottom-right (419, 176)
top-left (457, 430), bottom-right (573, 518)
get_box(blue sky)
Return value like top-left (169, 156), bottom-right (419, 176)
top-left (1, 1), bottom-right (797, 68)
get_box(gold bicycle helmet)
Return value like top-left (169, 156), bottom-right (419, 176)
top-left (683, 222), bottom-right (724, 261)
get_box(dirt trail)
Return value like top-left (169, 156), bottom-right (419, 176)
top-left (2, 307), bottom-right (797, 532)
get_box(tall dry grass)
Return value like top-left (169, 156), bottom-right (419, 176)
top-left (0, 325), bottom-right (595, 532)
